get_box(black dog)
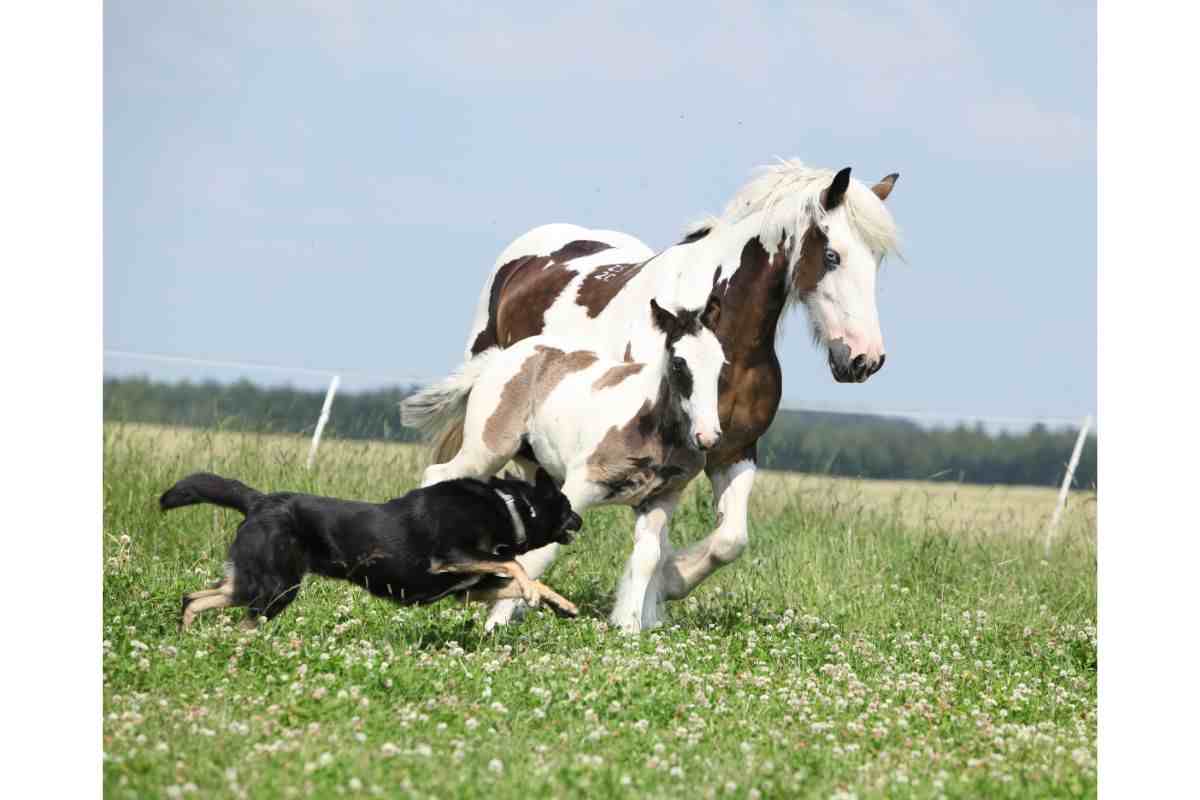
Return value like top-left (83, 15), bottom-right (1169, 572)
top-left (160, 469), bottom-right (582, 629)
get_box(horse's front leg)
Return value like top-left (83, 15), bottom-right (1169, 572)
top-left (660, 455), bottom-right (756, 600)
top-left (611, 490), bottom-right (682, 634)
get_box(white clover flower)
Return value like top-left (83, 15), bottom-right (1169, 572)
top-left (488, 758), bottom-right (503, 774)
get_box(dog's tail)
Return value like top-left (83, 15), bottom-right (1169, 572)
top-left (159, 472), bottom-right (263, 515)
top-left (400, 347), bottom-right (505, 463)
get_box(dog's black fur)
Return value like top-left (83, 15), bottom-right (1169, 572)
top-left (161, 469), bottom-right (582, 627)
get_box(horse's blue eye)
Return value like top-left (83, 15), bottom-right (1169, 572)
top-left (824, 248), bottom-right (840, 269)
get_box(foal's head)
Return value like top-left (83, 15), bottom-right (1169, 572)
top-left (649, 294), bottom-right (725, 451)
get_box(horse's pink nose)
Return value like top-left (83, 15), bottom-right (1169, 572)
top-left (695, 429), bottom-right (722, 451)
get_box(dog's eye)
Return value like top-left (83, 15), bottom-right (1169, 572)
top-left (823, 248), bottom-right (840, 270)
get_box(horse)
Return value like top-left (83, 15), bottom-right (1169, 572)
top-left (401, 294), bottom-right (726, 630)
top-left (431, 159), bottom-right (901, 632)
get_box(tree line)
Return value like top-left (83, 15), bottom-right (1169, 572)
top-left (104, 376), bottom-right (1096, 489)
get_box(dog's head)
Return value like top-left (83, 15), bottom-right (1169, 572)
top-left (492, 468), bottom-right (582, 549)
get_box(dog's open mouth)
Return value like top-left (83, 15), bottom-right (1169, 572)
top-left (559, 512), bottom-right (583, 542)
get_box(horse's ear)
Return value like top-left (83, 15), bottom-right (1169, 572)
top-left (871, 172), bottom-right (899, 202)
top-left (700, 292), bottom-right (721, 331)
top-left (649, 298), bottom-right (678, 336)
top-left (821, 166), bottom-right (852, 211)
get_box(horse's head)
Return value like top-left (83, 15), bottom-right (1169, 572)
top-left (792, 167), bottom-right (899, 383)
top-left (649, 294), bottom-right (726, 451)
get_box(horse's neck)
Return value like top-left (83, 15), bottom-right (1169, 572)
top-left (653, 215), bottom-right (794, 362)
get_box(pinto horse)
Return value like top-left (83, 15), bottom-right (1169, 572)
top-left (434, 160), bottom-right (901, 632)
top-left (402, 296), bottom-right (725, 630)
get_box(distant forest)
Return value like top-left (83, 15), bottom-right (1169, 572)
top-left (104, 376), bottom-right (1096, 489)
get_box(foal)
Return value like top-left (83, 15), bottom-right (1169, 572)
top-left (402, 295), bottom-right (725, 631)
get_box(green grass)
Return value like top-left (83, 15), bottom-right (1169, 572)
top-left (103, 424), bottom-right (1097, 799)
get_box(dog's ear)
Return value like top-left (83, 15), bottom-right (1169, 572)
top-left (534, 467), bottom-right (557, 495)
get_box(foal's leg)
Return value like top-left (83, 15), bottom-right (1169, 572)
top-left (611, 490), bottom-right (681, 634)
top-left (660, 456), bottom-right (757, 600)
top-left (419, 404), bottom-right (520, 488)
top-left (484, 477), bottom-right (606, 631)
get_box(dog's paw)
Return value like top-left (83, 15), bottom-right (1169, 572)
top-left (534, 583), bottom-right (578, 618)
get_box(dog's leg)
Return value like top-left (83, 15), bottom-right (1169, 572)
top-left (430, 556), bottom-right (541, 607)
top-left (181, 573), bottom-right (238, 630)
top-left (182, 585), bottom-right (225, 607)
top-left (466, 579), bottom-right (578, 618)
top-left (181, 592), bottom-right (234, 629)
top-left (485, 476), bottom-right (603, 630)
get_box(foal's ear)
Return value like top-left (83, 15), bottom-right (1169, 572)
top-left (649, 298), bottom-right (679, 336)
top-left (871, 172), bottom-right (899, 202)
top-left (700, 292), bottom-right (722, 331)
top-left (821, 166), bottom-right (852, 211)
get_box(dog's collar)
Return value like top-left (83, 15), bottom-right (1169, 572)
top-left (493, 489), bottom-right (527, 547)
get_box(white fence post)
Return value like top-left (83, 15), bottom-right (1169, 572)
top-left (1044, 415), bottom-right (1093, 556)
top-left (306, 375), bottom-right (340, 469)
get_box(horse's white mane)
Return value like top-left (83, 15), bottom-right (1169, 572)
top-left (684, 159), bottom-right (901, 263)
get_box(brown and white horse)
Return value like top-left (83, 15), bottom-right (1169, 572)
top-left (433, 160), bottom-right (901, 632)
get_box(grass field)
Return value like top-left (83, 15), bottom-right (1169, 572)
top-left (103, 423), bottom-right (1097, 799)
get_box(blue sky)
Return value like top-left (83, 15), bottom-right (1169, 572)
top-left (104, 1), bottom-right (1096, 427)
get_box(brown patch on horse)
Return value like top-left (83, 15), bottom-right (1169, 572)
top-left (700, 233), bottom-right (796, 463)
top-left (482, 349), bottom-right (543, 451)
top-left (576, 262), bottom-right (644, 317)
top-left (482, 345), bottom-right (599, 451)
top-left (592, 363), bottom-right (644, 391)
top-left (472, 240), bottom-right (614, 354)
top-left (549, 239), bottom-right (612, 261)
top-left (495, 259), bottom-right (578, 347)
top-left (623, 342), bottom-right (634, 362)
top-left (585, 384), bottom-right (704, 504)
top-left (791, 222), bottom-right (829, 296)
top-left (471, 255), bottom-right (552, 354)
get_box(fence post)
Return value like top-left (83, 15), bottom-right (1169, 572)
top-left (306, 375), bottom-right (340, 469)
top-left (1044, 415), bottom-right (1093, 556)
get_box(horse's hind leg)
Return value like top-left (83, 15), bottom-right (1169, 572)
top-left (420, 409), bottom-right (518, 488)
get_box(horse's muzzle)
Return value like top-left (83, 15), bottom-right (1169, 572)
top-left (828, 342), bottom-right (885, 383)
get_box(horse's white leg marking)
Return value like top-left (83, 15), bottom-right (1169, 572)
top-left (661, 459), bottom-right (756, 599)
top-left (611, 491), bottom-right (681, 634)
top-left (485, 476), bottom-right (606, 631)
top-left (641, 522), bottom-right (674, 630)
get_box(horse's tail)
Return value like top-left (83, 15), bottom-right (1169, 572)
top-left (401, 347), bottom-right (505, 464)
